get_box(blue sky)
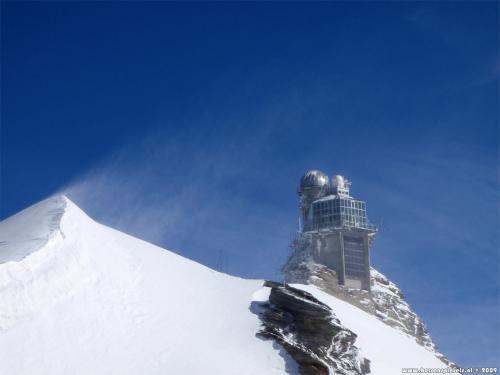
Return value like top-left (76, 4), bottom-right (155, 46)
top-left (1, 1), bottom-right (498, 367)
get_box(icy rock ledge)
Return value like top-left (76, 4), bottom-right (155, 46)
top-left (254, 281), bottom-right (371, 375)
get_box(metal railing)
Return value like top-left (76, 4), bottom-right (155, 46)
top-left (303, 221), bottom-right (377, 232)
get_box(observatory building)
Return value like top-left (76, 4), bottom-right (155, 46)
top-left (298, 170), bottom-right (377, 291)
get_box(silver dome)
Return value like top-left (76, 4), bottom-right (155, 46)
top-left (331, 174), bottom-right (345, 189)
top-left (299, 170), bottom-right (329, 191)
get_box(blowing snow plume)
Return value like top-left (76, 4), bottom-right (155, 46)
top-left (62, 123), bottom-right (296, 279)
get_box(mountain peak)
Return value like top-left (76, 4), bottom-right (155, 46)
top-left (0, 196), bottom-right (289, 375)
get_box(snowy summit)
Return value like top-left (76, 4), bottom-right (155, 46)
top-left (0, 196), bottom-right (453, 375)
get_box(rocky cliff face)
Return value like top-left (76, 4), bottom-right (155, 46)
top-left (282, 236), bottom-right (453, 367)
top-left (254, 281), bottom-right (371, 375)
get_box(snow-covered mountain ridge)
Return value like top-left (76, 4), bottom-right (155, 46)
top-left (0, 196), bottom-right (453, 374)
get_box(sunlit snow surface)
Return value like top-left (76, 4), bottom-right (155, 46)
top-left (0, 197), bottom-right (287, 375)
top-left (0, 196), bottom-right (448, 374)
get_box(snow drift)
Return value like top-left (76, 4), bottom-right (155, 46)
top-left (0, 196), bottom-right (452, 374)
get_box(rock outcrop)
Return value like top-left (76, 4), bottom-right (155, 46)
top-left (254, 281), bottom-right (370, 375)
top-left (282, 235), bottom-right (453, 367)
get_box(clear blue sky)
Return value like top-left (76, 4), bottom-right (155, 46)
top-left (1, 1), bottom-right (498, 367)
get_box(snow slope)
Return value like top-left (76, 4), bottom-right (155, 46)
top-left (0, 196), bottom-right (288, 375)
top-left (293, 285), bottom-right (449, 375)
top-left (0, 196), bottom-right (451, 375)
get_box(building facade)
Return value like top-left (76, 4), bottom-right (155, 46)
top-left (298, 170), bottom-right (377, 291)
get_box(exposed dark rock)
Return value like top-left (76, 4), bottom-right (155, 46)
top-left (254, 282), bottom-right (370, 375)
top-left (263, 280), bottom-right (283, 288)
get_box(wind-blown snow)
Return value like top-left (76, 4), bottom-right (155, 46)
top-left (0, 196), bottom-right (451, 375)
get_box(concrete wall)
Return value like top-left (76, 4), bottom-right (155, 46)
top-left (309, 230), bottom-right (371, 291)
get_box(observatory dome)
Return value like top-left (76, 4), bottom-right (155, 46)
top-left (300, 170), bottom-right (329, 190)
top-left (332, 175), bottom-right (345, 189)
